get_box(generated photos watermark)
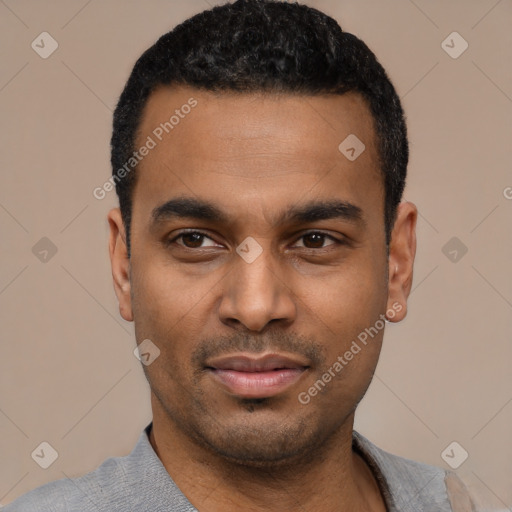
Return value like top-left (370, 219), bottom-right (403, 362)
top-left (93, 97), bottom-right (198, 200)
top-left (298, 301), bottom-right (403, 405)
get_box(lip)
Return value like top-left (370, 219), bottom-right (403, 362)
top-left (205, 352), bottom-right (309, 399)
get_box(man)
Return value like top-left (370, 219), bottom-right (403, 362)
top-left (5, 0), bottom-right (476, 510)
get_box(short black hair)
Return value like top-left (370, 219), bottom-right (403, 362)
top-left (111, 0), bottom-right (408, 255)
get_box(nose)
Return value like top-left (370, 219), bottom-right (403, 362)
top-left (217, 242), bottom-right (297, 332)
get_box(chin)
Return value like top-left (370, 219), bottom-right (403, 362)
top-left (192, 408), bottom-right (332, 467)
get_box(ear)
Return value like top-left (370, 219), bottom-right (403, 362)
top-left (386, 201), bottom-right (417, 322)
top-left (107, 208), bottom-right (133, 322)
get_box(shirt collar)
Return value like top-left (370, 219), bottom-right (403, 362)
top-left (133, 423), bottom-right (450, 512)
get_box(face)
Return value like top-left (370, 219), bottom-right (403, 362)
top-left (109, 85), bottom-right (416, 465)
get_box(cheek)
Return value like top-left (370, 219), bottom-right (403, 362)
top-left (299, 255), bottom-right (387, 389)
top-left (130, 261), bottom-right (217, 366)
top-left (304, 284), bottom-right (384, 410)
top-left (130, 267), bottom-right (204, 399)
top-left (132, 259), bottom-right (201, 325)
top-left (304, 257), bottom-right (387, 332)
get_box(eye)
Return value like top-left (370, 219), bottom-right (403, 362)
top-left (292, 231), bottom-right (342, 249)
top-left (170, 230), bottom-right (221, 249)
top-left (168, 230), bottom-right (344, 251)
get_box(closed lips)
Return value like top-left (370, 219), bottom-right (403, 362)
top-left (205, 354), bottom-right (310, 372)
top-left (205, 353), bottom-right (310, 399)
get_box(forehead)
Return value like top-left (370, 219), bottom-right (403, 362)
top-left (132, 85), bottom-right (383, 228)
top-left (137, 85), bottom-right (378, 159)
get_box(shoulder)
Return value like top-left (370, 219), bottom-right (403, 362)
top-left (1, 477), bottom-right (75, 512)
top-left (3, 424), bottom-right (197, 512)
top-left (2, 447), bottom-right (135, 512)
top-left (352, 431), bottom-right (476, 511)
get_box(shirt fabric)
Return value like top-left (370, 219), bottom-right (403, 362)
top-left (3, 423), bottom-right (475, 511)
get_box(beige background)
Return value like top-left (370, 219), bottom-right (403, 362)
top-left (1, 0), bottom-right (511, 509)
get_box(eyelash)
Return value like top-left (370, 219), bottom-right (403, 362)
top-left (167, 229), bottom-right (345, 250)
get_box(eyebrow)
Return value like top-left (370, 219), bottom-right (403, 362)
top-left (150, 196), bottom-right (365, 229)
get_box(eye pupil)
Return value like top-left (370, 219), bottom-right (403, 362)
top-left (182, 233), bottom-right (204, 248)
top-left (304, 233), bottom-right (325, 248)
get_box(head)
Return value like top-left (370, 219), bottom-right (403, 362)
top-left (108, 0), bottom-right (417, 466)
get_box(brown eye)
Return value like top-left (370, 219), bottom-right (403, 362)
top-left (170, 231), bottom-right (220, 249)
top-left (180, 232), bottom-right (205, 248)
top-left (294, 232), bottom-right (339, 249)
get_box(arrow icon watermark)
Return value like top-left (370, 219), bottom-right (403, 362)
top-left (338, 134), bottom-right (365, 161)
top-left (134, 339), bottom-right (161, 366)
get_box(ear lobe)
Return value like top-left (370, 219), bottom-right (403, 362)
top-left (107, 208), bottom-right (133, 322)
top-left (386, 201), bottom-right (417, 323)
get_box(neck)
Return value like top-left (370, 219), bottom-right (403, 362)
top-left (148, 402), bottom-right (386, 512)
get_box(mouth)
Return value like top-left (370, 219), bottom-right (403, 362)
top-left (205, 352), bottom-right (310, 399)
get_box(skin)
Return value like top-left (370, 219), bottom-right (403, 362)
top-left (108, 85), bottom-right (417, 512)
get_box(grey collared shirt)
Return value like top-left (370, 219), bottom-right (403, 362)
top-left (3, 423), bottom-right (475, 511)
